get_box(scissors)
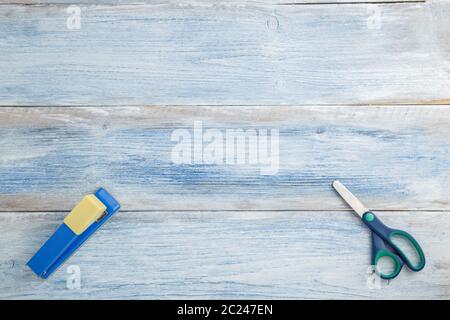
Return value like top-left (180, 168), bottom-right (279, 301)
top-left (332, 180), bottom-right (426, 280)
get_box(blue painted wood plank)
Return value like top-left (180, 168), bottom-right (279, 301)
top-left (0, 2), bottom-right (449, 105)
top-left (0, 210), bottom-right (448, 299)
top-left (0, 106), bottom-right (449, 211)
top-left (0, 0), bottom-right (424, 4)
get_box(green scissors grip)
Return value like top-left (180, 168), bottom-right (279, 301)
top-left (363, 212), bottom-right (426, 273)
top-left (387, 229), bottom-right (426, 271)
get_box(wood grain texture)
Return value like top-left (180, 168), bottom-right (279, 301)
top-left (0, 210), bottom-right (448, 299)
top-left (0, 1), bottom-right (427, 5)
top-left (0, 106), bottom-right (449, 211)
top-left (1, 0), bottom-right (449, 301)
top-left (1, 1), bottom-right (449, 106)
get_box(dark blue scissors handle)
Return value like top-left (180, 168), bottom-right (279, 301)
top-left (362, 211), bottom-right (426, 275)
top-left (371, 231), bottom-right (404, 279)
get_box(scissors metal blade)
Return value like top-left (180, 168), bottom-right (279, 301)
top-left (332, 180), bottom-right (369, 217)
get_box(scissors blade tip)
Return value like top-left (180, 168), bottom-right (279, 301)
top-left (332, 180), bottom-right (342, 188)
top-left (332, 180), bottom-right (368, 217)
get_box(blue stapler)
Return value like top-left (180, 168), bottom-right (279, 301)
top-left (27, 188), bottom-right (120, 279)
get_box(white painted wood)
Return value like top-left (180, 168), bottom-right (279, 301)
top-left (0, 0), bottom-right (448, 301)
top-left (0, 106), bottom-right (449, 211)
top-left (0, 1), bottom-right (426, 5)
top-left (0, 210), bottom-right (447, 299)
top-left (0, 1), bottom-right (449, 105)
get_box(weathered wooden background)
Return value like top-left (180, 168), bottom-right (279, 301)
top-left (0, 0), bottom-right (449, 299)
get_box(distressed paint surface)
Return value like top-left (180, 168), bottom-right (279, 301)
top-left (0, 106), bottom-right (449, 212)
top-left (0, 210), bottom-right (448, 299)
top-left (0, 2), bottom-right (449, 106)
top-left (1, 1), bottom-right (449, 300)
top-left (0, 1), bottom-right (427, 4)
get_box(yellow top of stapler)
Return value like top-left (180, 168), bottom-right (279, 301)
top-left (64, 195), bottom-right (106, 235)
